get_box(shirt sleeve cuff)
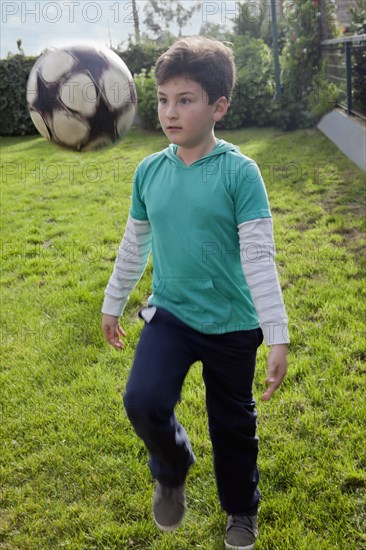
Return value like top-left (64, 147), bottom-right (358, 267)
top-left (101, 295), bottom-right (126, 317)
top-left (261, 322), bottom-right (290, 346)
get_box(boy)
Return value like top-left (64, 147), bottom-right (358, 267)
top-left (102, 36), bottom-right (289, 550)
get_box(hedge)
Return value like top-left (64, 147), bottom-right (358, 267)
top-left (0, 35), bottom-right (339, 137)
top-left (0, 44), bottom-right (164, 137)
top-left (0, 54), bottom-right (38, 136)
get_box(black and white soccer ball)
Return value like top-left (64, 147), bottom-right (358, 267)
top-left (26, 45), bottom-right (137, 151)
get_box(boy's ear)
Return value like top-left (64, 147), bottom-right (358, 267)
top-left (213, 96), bottom-right (229, 122)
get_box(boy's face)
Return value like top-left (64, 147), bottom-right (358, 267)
top-left (157, 77), bottom-right (227, 149)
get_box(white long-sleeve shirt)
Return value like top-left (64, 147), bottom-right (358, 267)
top-left (102, 215), bottom-right (289, 346)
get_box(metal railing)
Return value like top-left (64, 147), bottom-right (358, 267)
top-left (321, 34), bottom-right (366, 119)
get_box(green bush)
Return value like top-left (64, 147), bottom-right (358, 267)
top-left (133, 37), bottom-right (276, 132)
top-left (274, 0), bottom-right (337, 129)
top-left (134, 68), bottom-right (160, 131)
top-left (220, 35), bottom-right (274, 130)
top-left (0, 51), bottom-right (162, 137)
top-left (308, 70), bottom-right (339, 120)
top-left (116, 41), bottom-right (165, 76)
top-left (0, 54), bottom-right (38, 136)
top-left (268, 77), bottom-right (338, 132)
top-left (131, 33), bottom-right (337, 133)
top-left (0, 7), bottom-right (340, 138)
top-left (349, 2), bottom-right (366, 114)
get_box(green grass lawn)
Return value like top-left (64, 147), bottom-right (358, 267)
top-left (1, 127), bottom-right (365, 549)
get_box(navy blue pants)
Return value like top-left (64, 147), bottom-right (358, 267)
top-left (123, 307), bottom-right (263, 515)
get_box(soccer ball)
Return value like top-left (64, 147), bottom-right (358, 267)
top-left (26, 45), bottom-right (137, 151)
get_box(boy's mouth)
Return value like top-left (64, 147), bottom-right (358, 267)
top-left (167, 126), bottom-right (182, 130)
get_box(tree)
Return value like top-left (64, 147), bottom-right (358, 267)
top-left (274, 0), bottom-right (337, 129)
top-left (232, 0), bottom-right (268, 39)
top-left (232, 0), bottom-right (287, 51)
top-left (143, 1), bottom-right (200, 39)
top-left (320, 0), bottom-right (330, 40)
top-left (198, 22), bottom-right (233, 41)
top-left (132, 0), bottom-right (141, 43)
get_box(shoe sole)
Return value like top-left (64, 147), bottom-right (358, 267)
top-left (224, 541), bottom-right (255, 550)
top-left (153, 510), bottom-right (185, 532)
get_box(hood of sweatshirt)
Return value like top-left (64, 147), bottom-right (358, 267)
top-left (162, 139), bottom-right (239, 168)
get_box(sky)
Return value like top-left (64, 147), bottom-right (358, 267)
top-left (1, 0), bottom-right (238, 59)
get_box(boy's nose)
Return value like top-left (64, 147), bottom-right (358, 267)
top-left (166, 105), bottom-right (178, 119)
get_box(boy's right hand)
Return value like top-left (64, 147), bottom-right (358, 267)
top-left (102, 314), bottom-right (126, 350)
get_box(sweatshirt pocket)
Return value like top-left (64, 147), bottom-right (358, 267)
top-left (153, 277), bottom-right (232, 325)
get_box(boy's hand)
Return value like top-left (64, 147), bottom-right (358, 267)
top-left (102, 314), bottom-right (126, 350)
top-left (261, 344), bottom-right (288, 401)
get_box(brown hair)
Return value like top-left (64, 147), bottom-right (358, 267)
top-left (154, 36), bottom-right (236, 105)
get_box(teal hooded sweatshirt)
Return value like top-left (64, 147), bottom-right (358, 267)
top-left (130, 139), bottom-right (271, 334)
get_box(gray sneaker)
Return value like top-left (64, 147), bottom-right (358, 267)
top-left (152, 481), bottom-right (186, 532)
top-left (224, 514), bottom-right (258, 550)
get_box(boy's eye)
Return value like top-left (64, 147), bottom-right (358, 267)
top-left (157, 97), bottom-right (192, 105)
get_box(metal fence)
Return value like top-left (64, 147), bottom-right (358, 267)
top-left (321, 34), bottom-right (366, 119)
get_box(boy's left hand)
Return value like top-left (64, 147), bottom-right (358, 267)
top-left (261, 344), bottom-right (288, 401)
